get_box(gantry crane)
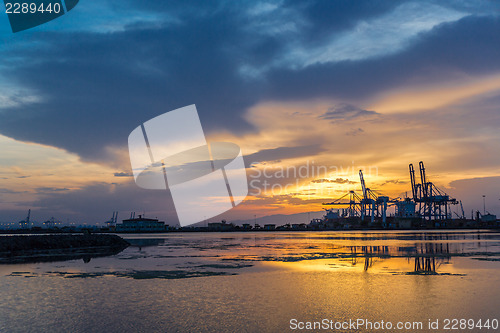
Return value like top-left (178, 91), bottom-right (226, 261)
top-left (409, 161), bottom-right (457, 220)
top-left (19, 209), bottom-right (30, 229)
top-left (359, 170), bottom-right (390, 225)
top-left (106, 211), bottom-right (118, 227)
top-left (323, 190), bottom-right (364, 219)
top-left (323, 170), bottom-right (390, 225)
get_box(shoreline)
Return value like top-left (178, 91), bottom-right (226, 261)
top-left (0, 226), bottom-right (499, 235)
top-left (0, 234), bottom-right (129, 264)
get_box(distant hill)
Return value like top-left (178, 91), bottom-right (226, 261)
top-left (230, 210), bottom-right (326, 227)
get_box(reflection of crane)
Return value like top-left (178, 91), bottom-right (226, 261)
top-left (413, 242), bottom-right (450, 274)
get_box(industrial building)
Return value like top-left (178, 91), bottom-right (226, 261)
top-left (115, 214), bottom-right (167, 232)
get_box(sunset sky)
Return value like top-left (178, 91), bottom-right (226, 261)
top-left (1, 0), bottom-right (500, 225)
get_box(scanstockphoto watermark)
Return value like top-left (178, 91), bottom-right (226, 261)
top-left (290, 318), bottom-right (499, 331)
top-left (248, 160), bottom-right (379, 196)
top-left (290, 318), bottom-right (424, 331)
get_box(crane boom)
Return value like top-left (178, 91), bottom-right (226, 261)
top-left (409, 164), bottom-right (417, 200)
top-left (359, 170), bottom-right (367, 200)
top-left (419, 161), bottom-right (428, 197)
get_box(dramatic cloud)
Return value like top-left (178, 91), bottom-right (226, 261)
top-left (1, 1), bottom-right (500, 222)
top-left (0, 3), bottom-right (499, 165)
top-left (279, 2), bottom-right (467, 68)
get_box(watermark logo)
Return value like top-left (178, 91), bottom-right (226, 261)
top-left (248, 161), bottom-right (379, 196)
top-left (4, 0), bottom-right (79, 33)
top-left (128, 105), bottom-right (248, 226)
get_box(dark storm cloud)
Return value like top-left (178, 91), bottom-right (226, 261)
top-left (0, 1), bottom-right (499, 165)
top-left (263, 15), bottom-right (500, 101)
top-left (0, 5), bottom-right (265, 163)
top-left (283, 0), bottom-right (410, 41)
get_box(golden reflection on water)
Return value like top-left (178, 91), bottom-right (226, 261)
top-left (0, 231), bottom-right (499, 332)
top-left (263, 253), bottom-right (457, 275)
top-left (215, 231), bottom-right (498, 276)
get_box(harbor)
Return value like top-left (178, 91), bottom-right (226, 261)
top-left (1, 1), bottom-right (500, 331)
top-left (3, 162), bottom-right (499, 234)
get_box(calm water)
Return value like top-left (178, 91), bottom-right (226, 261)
top-left (0, 230), bottom-right (499, 332)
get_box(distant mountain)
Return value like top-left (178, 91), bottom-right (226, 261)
top-left (230, 210), bottom-right (326, 227)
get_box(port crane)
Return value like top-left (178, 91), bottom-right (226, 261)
top-left (323, 170), bottom-right (390, 225)
top-left (19, 209), bottom-right (31, 229)
top-left (106, 211), bottom-right (119, 227)
top-left (453, 201), bottom-right (465, 219)
top-left (323, 190), bottom-right (364, 218)
top-left (359, 170), bottom-right (390, 225)
top-left (409, 161), bottom-right (457, 220)
top-left (43, 217), bottom-right (57, 228)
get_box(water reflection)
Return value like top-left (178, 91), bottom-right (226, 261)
top-left (2, 231), bottom-right (499, 277)
top-left (345, 244), bottom-right (442, 273)
top-left (231, 231), bottom-right (499, 275)
top-left (0, 243), bottom-right (128, 265)
top-left (0, 231), bottom-right (498, 333)
top-left (127, 238), bottom-right (166, 250)
top-left (412, 243), bottom-right (445, 274)
top-left (329, 241), bottom-right (459, 274)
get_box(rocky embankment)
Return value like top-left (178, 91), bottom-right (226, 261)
top-left (0, 234), bottom-right (129, 264)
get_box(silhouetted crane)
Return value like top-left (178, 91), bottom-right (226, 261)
top-left (19, 209), bottom-right (30, 229)
top-left (409, 161), bottom-right (457, 221)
